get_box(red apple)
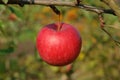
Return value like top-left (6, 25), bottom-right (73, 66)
top-left (36, 23), bottom-right (82, 66)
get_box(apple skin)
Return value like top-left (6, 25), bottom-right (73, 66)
top-left (36, 23), bottom-right (82, 66)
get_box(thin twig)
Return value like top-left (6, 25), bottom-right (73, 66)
top-left (101, 0), bottom-right (120, 21)
top-left (98, 14), bottom-right (105, 28)
top-left (98, 13), bottom-right (120, 47)
top-left (102, 28), bottom-right (120, 47)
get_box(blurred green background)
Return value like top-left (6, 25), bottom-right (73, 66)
top-left (0, 0), bottom-right (120, 80)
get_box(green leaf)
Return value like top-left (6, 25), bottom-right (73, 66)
top-left (0, 47), bottom-right (14, 55)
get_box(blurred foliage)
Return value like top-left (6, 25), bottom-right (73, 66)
top-left (0, 0), bottom-right (120, 80)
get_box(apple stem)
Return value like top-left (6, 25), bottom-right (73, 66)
top-left (58, 14), bottom-right (62, 31)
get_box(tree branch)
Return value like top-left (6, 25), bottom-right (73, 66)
top-left (98, 13), bottom-right (120, 47)
top-left (0, 0), bottom-right (115, 15)
top-left (101, 0), bottom-right (120, 21)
